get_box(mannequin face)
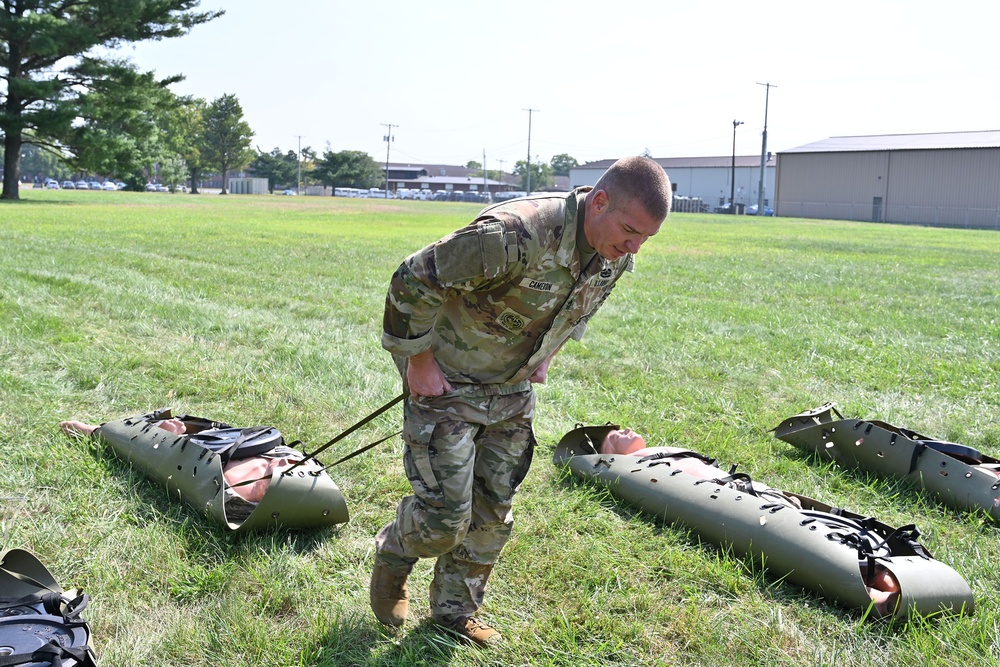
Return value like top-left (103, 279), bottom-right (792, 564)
top-left (600, 428), bottom-right (647, 455)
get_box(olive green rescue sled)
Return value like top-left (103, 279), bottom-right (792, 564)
top-left (554, 424), bottom-right (974, 621)
top-left (773, 402), bottom-right (1000, 523)
top-left (0, 549), bottom-right (97, 666)
top-left (94, 409), bottom-right (349, 532)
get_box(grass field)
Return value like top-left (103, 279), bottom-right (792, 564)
top-left (1, 190), bottom-right (998, 666)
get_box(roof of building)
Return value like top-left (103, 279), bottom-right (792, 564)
top-left (411, 175), bottom-right (506, 186)
top-left (780, 130), bottom-right (1000, 154)
top-left (577, 156), bottom-right (771, 170)
top-left (388, 162), bottom-right (518, 185)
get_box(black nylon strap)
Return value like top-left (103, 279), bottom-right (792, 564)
top-left (0, 643), bottom-right (96, 667)
top-left (281, 392), bottom-right (408, 474)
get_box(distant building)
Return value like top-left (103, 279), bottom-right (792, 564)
top-left (384, 163), bottom-right (517, 196)
top-left (570, 156), bottom-right (776, 211)
top-left (776, 130), bottom-right (1000, 228)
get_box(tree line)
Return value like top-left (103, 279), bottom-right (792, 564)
top-left (0, 1), bottom-right (580, 200)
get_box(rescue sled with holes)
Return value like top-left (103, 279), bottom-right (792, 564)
top-left (94, 409), bottom-right (349, 532)
top-left (553, 423), bottom-right (973, 621)
top-left (773, 402), bottom-right (1000, 523)
top-left (0, 549), bottom-right (97, 667)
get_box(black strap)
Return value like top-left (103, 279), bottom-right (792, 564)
top-left (0, 642), bottom-right (96, 667)
top-left (281, 392), bottom-right (408, 474)
top-left (188, 426), bottom-right (283, 465)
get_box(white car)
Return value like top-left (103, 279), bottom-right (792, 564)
top-left (103, 181), bottom-right (117, 191)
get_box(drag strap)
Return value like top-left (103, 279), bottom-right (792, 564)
top-left (282, 392), bottom-right (408, 473)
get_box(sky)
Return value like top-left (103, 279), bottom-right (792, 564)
top-left (122, 0), bottom-right (1000, 170)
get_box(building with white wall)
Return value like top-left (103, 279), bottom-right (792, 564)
top-left (775, 130), bottom-right (1000, 228)
top-left (570, 156), bottom-right (776, 212)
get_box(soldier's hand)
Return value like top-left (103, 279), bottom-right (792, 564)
top-left (406, 350), bottom-right (454, 397)
top-left (529, 358), bottom-right (552, 384)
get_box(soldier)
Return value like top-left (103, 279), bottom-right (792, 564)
top-left (371, 156), bottom-right (672, 646)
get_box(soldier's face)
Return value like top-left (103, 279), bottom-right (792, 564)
top-left (585, 190), bottom-right (662, 261)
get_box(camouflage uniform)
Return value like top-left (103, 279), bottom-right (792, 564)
top-left (376, 188), bottom-right (634, 622)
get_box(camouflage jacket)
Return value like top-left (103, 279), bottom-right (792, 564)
top-left (382, 188), bottom-right (634, 390)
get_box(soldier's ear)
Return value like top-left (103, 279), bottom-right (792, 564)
top-left (590, 189), bottom-right (609, 213)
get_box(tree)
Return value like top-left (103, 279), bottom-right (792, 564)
top-left (0, 143), bottom-right (71, 183)
top-left (466, 160), bottom-right (481, 170)
top-left (514, 159), bottom-right (552, 192)
top-left (67, 61), bottom-right (183, 187)
top-left (550, 153), bottom-right (578, 177)
top-left (200, 94), bottom-right (255, 194)
top-left (158, 155), bottom-right (187, 192)
top-left (313, 149), bottom-right (381, 192)
top-left (249, 147), bottom-right (299, 193)
top-left (168, 96), bottom-right (207, 193)
top-left (0, 1), bottom-right (223, 200)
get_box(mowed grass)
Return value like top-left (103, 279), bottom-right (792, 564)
top-left (1, 189), bottom-right (998, 667)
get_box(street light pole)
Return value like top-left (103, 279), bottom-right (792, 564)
top-left (731, 120), bottom-right (743, 213)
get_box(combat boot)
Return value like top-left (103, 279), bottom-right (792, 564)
top-left (437, 616), bottom-right (502, 647)
top-left (369, 559), bottom-right (411, 627)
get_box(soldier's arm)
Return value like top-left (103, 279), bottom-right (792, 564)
top-left (381, 218), bottom-right (526, 359)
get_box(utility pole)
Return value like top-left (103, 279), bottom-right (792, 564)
top-left (295, 135), bottom-right (304, 195)
top-left (523, 108), bottom-right (538, 193)
top-left (731, 120), bottom-right (743, 213)
top-left (756, 82), bottom-right (776, 215)
top-left (381, 123), bottom-right (397, 194)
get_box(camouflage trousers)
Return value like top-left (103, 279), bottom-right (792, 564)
top-left (374, 389), bottom-right (536, 622)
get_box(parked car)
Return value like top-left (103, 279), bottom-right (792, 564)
top-left (89, 181), bottom-right (102, 190)
top-left (61, 180), bottom-right (76, 189)
top-left (75, 181), bottom-right (90, 190)
top-left (746, 204), bottom-right (774, 216)
top-left (280, 189), bottom-right (297, 195)
top-left (102, 181), bottom-right (117, 191)
top-left (156, 184), bottom-right (169, 192)
top-left (44, 179), bottom-right (59, 189)
top-left (145, 183), bottom-right (158, 191)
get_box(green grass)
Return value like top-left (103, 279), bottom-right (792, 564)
top-left (1, 189), bottom-right (998, 666)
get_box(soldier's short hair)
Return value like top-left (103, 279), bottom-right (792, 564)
top-left (593, 156), bottom-right (672, 221)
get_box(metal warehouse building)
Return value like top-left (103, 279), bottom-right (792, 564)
top-left (775, 130), bottom-right (1000, 229)
top-left (570, 156), bottom-right (775, 212)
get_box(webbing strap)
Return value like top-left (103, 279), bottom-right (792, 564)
top-left (0, 642), bottom-right (95, 667)
top-left (281, 392), bottom-right (408, 474)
